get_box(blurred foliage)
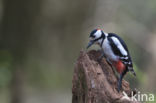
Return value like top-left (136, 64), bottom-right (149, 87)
top-left (0, 50), bottom-right (12, 88)
top-left (125, 63), bottom-right (146, 90)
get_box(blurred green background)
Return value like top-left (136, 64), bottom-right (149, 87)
top-left (0, 0), bottom-right (156, 103)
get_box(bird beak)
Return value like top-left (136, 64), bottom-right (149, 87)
top-left (86, 40), bottom-right (94, 49)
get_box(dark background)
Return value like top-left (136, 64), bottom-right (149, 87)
top-left (0, 0), bottom-right (156, 103)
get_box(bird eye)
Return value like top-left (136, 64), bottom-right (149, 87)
top-left (90, 35), bottom-right (95, 38)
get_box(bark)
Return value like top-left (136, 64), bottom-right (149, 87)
top-left (72, 50), bottom-right (140, 103)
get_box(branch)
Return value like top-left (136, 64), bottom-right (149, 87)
top-left (72, 50), bottom-right (140, 103)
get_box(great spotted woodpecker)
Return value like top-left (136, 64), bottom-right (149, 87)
top-left (87, 29), bottom-right (136, 92)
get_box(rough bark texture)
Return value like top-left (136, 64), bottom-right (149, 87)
top-left (72, 50), bottom-right (140, 103)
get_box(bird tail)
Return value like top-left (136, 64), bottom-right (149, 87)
top-left (128, 67), bottom-right (136, 76)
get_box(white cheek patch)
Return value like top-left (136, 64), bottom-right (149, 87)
top-left (111, 37), bottom-right (128, 56)
top-left (94, 30), bottom-right (102, 38)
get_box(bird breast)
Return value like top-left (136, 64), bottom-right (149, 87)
top-left (102, 38), bottom-right (118, 61)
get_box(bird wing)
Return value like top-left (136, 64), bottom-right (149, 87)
top-left (108, 33), bottom-right (136, 76)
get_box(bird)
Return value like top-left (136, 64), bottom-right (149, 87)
top-left (86, 29), bottom-right (136, 92)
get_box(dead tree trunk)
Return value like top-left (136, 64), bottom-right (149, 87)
top-left (72, 50), bottom-right (140, 103)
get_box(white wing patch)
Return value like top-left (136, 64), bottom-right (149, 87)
top-left (120, 56), bottom-right (128, 59)
top-left (111, 37), bottom-right (128, 56)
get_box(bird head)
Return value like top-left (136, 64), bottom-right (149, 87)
top-left (87, 29), bottom-right (105, 49)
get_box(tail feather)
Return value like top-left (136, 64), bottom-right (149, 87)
top-left (128, 67), bottom-right (136, 76)
top-left (131, 70), bottom-right (136, 76)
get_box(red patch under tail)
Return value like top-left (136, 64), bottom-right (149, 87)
top-left (113, 60), bottom-right (126, 74)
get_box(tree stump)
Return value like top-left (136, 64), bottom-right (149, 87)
top-left (72, 50), bottom-right (140, 103)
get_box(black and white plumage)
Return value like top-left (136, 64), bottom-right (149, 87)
top-left (87, 29), bottom-right (136, 91)
top-left (107, 33), bottom-right (135, 73)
